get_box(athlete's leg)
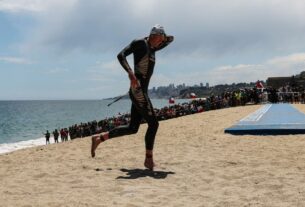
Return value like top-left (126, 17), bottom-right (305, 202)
top-left (91, 103), bottom-right (142, 158)
top-left (142, 97), bottom-right (159, 170)
top-left (129, 88), bottom-right (159, 170)
top-left (135, 96), bottom-right (159, 151)
top-left (107, 104), bottom-right (142, 139)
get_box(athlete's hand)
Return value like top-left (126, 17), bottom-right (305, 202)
top-left (128, 71), bottom-right (140, 89)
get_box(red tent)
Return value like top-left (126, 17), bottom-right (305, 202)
top-left (256, 81), bottom-right (264, 89)
top-left (190, 93), bottom-right (197, 99)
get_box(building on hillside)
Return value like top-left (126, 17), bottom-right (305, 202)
top-left (266, 71), bottom-right (305, 89)
top-left (266, 77), bottom-right (292, 88)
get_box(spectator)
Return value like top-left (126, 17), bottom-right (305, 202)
top-left (44, 130), bottom-right (50, 145)
top-left (53, 129), bottom-right (59, 143)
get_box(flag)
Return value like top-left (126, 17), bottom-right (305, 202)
top-left (169, 97), bottom-right (175, 104)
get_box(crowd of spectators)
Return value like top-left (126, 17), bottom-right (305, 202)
top-left (275, 85), bottom-right (305, 104)
top-left (45, 85), bottom-right (305, 143)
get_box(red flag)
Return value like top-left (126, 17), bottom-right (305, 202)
top-left (169, 97), bottom-right (175, 104)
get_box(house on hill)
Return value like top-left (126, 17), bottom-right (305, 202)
top-left (266, 71), bottom-right (305, 89)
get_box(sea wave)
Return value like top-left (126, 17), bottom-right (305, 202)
top-left (0, 136), bottom-right (53, 155)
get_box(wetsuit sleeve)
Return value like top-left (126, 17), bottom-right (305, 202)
top-left (154, 35), bottom-right (174, 51)
top-left (117, 40), bottom-right (141, 72)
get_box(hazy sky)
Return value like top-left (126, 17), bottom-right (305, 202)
top-left (1, 0), bottom-right (305, 99)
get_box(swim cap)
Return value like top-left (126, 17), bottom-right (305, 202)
top-left (150, 24), bottom-right (165, 35)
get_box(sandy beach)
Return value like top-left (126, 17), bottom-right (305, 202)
top-left (1, 104), bottom-right (305, 206)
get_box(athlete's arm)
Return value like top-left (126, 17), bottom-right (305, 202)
top-left (154, 35), bottom-right (174, 51)
top-left (117, 41), bottom-right (136, 73)
top-left (117, 40), bottom-right (141, 88)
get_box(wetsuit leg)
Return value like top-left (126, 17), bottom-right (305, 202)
top-left (129, 88), bottom-right (159, 151)
top-left (143, 97), bottom-right (159, 150)
top-left (107, 88), bottom-right (159, 151)
top-left (108, 103), bottom-right (142, 138)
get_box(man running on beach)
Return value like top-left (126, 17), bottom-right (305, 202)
top-left (91, 24), bottom-right (174, 170)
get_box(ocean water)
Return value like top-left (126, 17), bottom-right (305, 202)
top-left (0, 99), bottom-right (187, 154)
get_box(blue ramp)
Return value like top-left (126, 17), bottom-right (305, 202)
top-left (225, 104), bottom-right (305, 135)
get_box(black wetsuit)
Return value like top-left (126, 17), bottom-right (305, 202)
top-left (107, 36), bottom-right (173, 150)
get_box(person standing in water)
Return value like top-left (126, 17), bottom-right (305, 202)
top-left (91, 24), bottom-right (174, 170)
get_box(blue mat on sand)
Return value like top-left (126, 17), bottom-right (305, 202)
top-left (225, 104), bottom-right (305, 135)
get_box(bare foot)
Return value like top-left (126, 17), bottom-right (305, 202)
top-left (91, 135), bottom-right (101, 158)
top-left (144, 157), bottom-right (155, 170)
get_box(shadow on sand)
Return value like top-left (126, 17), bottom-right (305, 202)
top-left (116, 168), bottom-right (175, 180)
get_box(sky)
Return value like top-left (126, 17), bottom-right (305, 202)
top-left (1, 0), bottom-right (305, 100)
